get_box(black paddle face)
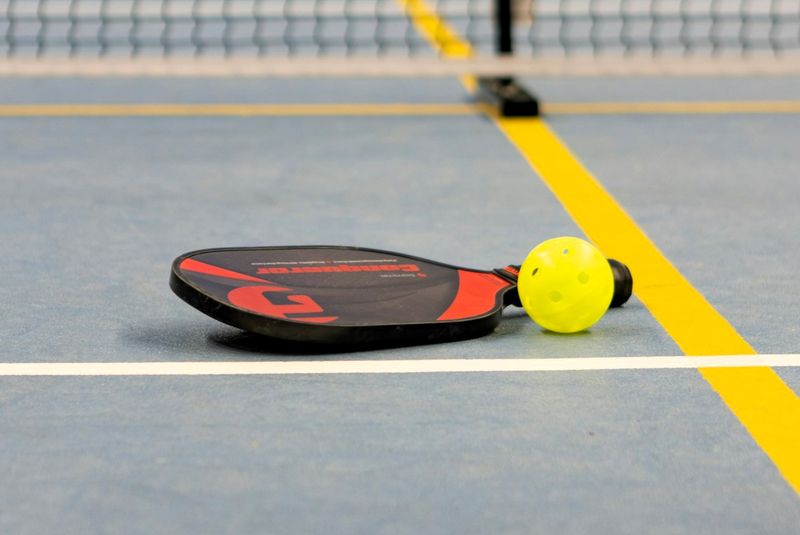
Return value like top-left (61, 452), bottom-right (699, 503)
top-left (170, 246), bottom-right (516, 346)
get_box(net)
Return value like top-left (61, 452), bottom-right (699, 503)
top-left (523, 0), bottom-right (800, 57)
top-left (1, 0), bottom-right (490, 58)
top-left (2, 1), bottom-right (800, 68)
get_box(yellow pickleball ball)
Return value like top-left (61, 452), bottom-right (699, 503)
top-left (517, 237), bottom-right (614, 333)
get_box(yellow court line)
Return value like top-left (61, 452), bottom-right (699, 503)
top-left (544, 100), bottom-right (800, 115)
top-left (0, 103), bottom-right (478, 117)
top-left (400, 8), bottom-right (800, 492)
top-left (4, 101), bottom-right (800, 117)
top-left (394, 0), bottom-right (476, 91)
top-left (496, 117), bottom-right (800, 494)
top-left (393, 0), bottom-right (472, 59)
top-left (498, 119), bottom-right (758, 357)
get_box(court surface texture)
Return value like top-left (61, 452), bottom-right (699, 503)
top-left (1, 74), bottom-right (800, 533)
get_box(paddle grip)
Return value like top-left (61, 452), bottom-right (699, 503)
top-left (495, 258), bottom-right (633, 309)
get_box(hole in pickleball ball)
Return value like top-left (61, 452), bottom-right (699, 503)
top-left (562, 249), bottom-right (569, 255)
top-left (549, 291), bottom-right (562, 302)
top-left (531, 267), bottom-right (539, 276)
top-left (578, 272), bottom-right (589, 284)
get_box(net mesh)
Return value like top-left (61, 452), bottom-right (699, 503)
top-left (523, 0), bottom-right (800, 57)
top-left (0, 0), bottom-right (486, 57)
top-left (2, 0), bottom-right (799, 59)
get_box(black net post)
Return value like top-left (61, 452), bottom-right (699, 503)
top-left (496, 0), bottom-right (513, 55)
top-left (475, 0), bottom-right (540, 116)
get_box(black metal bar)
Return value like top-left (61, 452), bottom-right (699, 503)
top-left (476, 78), bottom-right (539, 117)
top-left (496, 0), bottom-right (513, 55)
top-left (475, 0), bottom-right (539, 116)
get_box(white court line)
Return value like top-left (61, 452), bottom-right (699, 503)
top-left (1, 354), bottom-right (800, 376)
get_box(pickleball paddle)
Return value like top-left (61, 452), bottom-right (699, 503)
top-left (170, 246), bottom-right (632, 347)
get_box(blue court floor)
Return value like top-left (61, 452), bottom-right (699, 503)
top-left (1, 75), bottom-right (799, 533)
